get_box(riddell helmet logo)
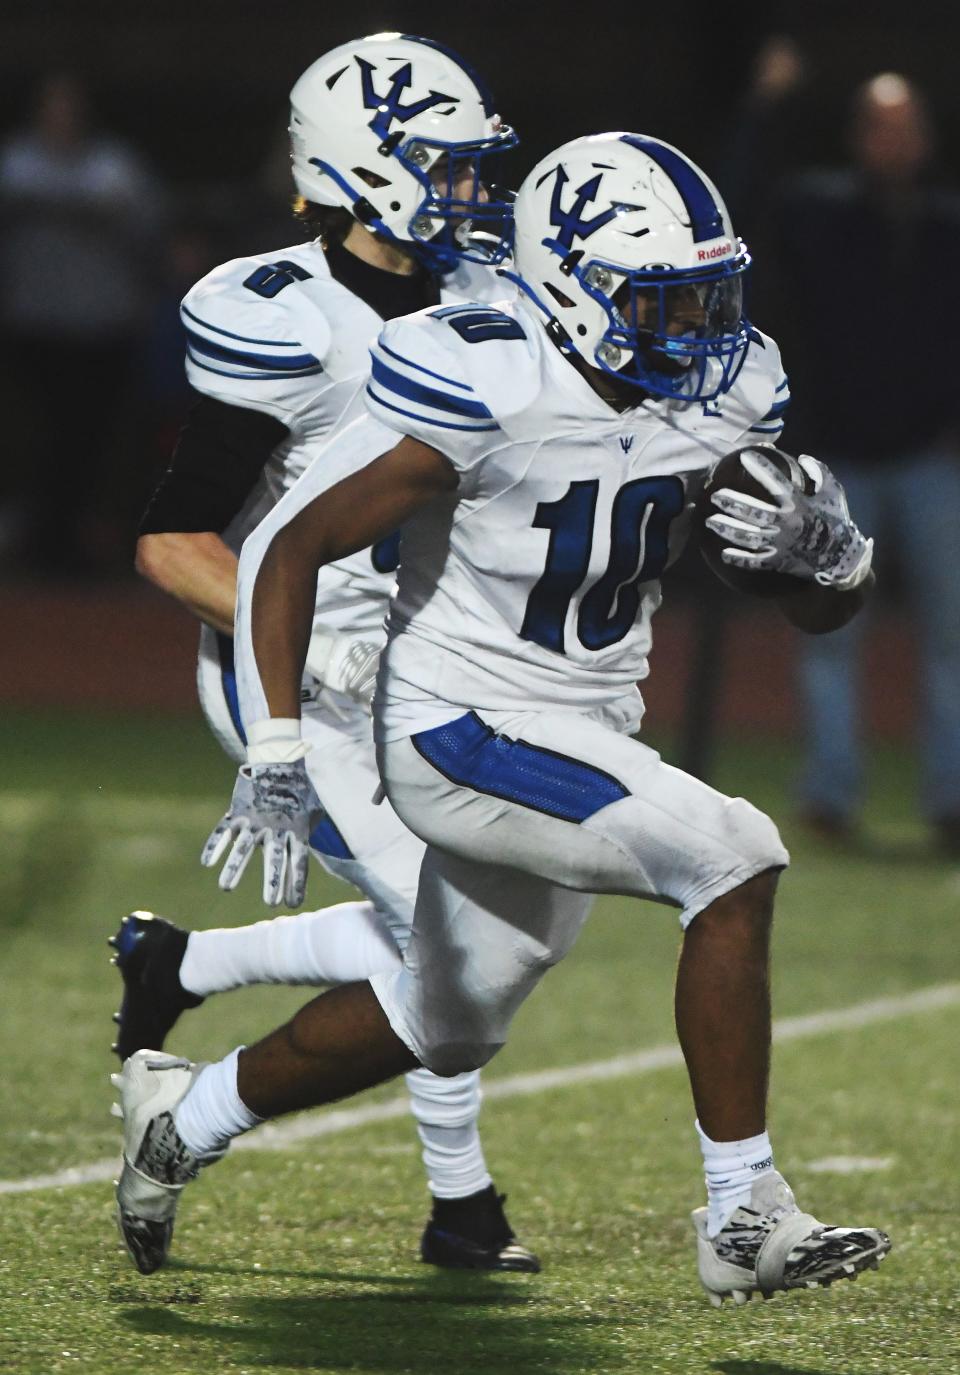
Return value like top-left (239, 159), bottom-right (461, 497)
top-left (697, 241), bottom-right (733, 262)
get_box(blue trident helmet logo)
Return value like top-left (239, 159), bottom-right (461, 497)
top-left (355, 58), bottom-right (459, 138)
top-left (548, 166), bottom-right (618, 250)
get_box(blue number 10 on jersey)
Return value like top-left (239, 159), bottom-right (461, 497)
top-left (520, 476), bottom-right (685, 654)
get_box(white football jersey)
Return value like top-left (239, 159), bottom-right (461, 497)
top-left (183, 238), bottom-right (507, 641)
top-left (354, 297), bottom-right (790, 740)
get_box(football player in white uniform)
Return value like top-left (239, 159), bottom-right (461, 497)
top-left (114, 133), bottom-right (890, 1304)
top-left (114, 33), bottom-right (542, 1273)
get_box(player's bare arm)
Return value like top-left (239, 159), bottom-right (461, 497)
top-left (137, 391), bottom-right (293, 632)
top-left (201, 431), bottom-right (458, 907)
top-left (249, 435), bottom-right (457, 721)
top-left (135, 530), bottom-right (239, 635)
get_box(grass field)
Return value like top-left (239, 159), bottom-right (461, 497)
top-left (0, 708), bottom-right (957, 1375)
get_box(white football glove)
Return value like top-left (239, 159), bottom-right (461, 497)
top-left (705, 451), bottom-right (873, 590)
top-left (305, 626), bottom-right (381, 710)
top-left (200, 759), bottom-right (323, 907)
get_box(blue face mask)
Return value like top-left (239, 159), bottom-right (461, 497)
top-left (309, 126), bottom-right (517, 276)
top-left (580, 250), bottom-right (754, 401)
top-left (397, 131), bottom-right (518, 273)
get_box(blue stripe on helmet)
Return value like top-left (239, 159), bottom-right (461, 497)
top-left (400, 34), bottom-right (495, 116)
top-left (620, 136), bottom-right (725, 244)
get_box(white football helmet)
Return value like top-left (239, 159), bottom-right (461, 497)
top-left (290, 33), bottom-right (516, 271)
top-left (509, 133), bottom-right (752, 401)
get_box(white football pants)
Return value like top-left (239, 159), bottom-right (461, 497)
top-left (372, 708), bottom-right (789, 1076)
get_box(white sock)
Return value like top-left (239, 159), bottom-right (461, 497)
top-left (174, 1048), bottom-right (262, 1158)
top-left (405, 1067), bottom-right (492, 1200)
top-left (179, 901), bottom-right (401, 996)
top-left (696, 1119), bottom-right (776, 1237)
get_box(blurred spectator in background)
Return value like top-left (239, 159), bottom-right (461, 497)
top-left (0, 73), bottom-right (163, 575)
top-left (133, 223), bottom-right (217, 537)
top-left (766, 73), bottom-right (960, 854)
top-left (718, 35), bottom-right (811, 234)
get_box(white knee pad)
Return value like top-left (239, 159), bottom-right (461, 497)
top-left (678, 797), bottom-right (789, 926)
top-left (737, 801), bottom-right (789, 871)
top-left (370, 967), bottom-right (505, 1076)
top-left (406, 1006), bottom-right (505, 1078)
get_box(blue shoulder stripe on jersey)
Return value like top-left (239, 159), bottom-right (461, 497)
top-left (775, 375), bottom-right (790, 393)
top-left (378, 339), bottom-right (474, 392)
top-left (620, 136), bottom-right (725, 244)
top-left (412, 712), bottom-right (630, 823)
top-left (187, 350), bottom-right (324, 382)
top-left (185, 327), bottom-right (319, 373)
top-left (367, 384), bottom-right (498, 432)
top-left (429, 303), bottom-right (506, 320)
top-left (369, 354), bottom-right (493, 419)
top-left (181, 303), bottom-right (305, 348)
top-left (748, 423), bottom-right (785, 434)
top-left (759, 397), bottom-right (790, 422)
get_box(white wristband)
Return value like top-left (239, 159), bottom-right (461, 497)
top-left (245, 718), bottom-right (310, 764)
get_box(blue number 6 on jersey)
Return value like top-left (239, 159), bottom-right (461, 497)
top-left (243, 260), bottom-right (314, 300)
top-left (521, 476), bottom-right (685, 654)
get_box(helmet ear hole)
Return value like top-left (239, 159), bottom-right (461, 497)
top-left (544, 282), bottom-right (575, 310)
top-left (352, 167), bottom-right (390, 189)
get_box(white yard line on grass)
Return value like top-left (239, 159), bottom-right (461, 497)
top-left (2, 981), bottom-right (957, 1197)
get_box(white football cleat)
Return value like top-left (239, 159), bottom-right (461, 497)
top-left (693, 1171), bottom-right (891, 1307)
top-left (112, 1049), bottom-right (221, 1274)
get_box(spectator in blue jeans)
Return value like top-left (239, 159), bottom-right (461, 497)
top-left (767, 73), bottom-right (960, 854)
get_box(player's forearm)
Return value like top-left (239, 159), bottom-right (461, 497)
top-left (241, 481), bottom-right (406, 720)
top-left (777, 569), bottom-right (875, 634)
top-left (247, 523), bottom-right (321, 719)
top-left (236, 434), bottom-right (456, 730)
top-left (135, 531), bottom-right (238, 635)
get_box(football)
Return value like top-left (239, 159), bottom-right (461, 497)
top-left (697, 443), bottom-right (817, 597)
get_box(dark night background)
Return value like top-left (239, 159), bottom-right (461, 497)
top-left (0, 0), bottom-right (954, 760)
top-left (4, 1), bottom-right (960, 197)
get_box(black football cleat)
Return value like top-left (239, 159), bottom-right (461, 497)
top-left (110, 911), bottom-right (204, 1062)
top-left (420, 1185), bottom-right (541, 1272)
